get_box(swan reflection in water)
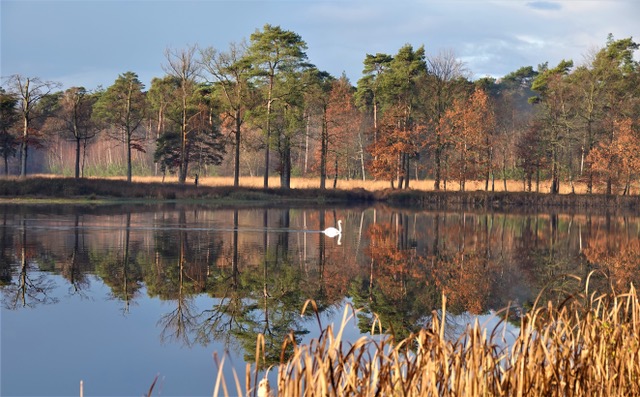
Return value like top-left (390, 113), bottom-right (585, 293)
top-left (323, 220), bottom-right (342, 245)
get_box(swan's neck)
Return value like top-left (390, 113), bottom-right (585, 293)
top-left (338, 220), bottom-right (342, 232)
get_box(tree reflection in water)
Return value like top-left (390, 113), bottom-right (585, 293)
top-left (2, 218), bottom-right (57, 308)
top-left (1, 204), bottom-right (639, 355)
top-left (94, 212), bottom-right (143, 313)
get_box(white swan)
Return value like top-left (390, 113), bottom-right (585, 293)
top-left (323, 220), bottom-right (342, 238)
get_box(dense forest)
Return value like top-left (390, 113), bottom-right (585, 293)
top-left (1, 26), bottom-right (638, 194)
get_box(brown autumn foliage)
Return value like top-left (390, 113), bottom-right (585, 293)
top-left (440, 88), bottom-right (496, 191)
top-left (366, 222), bottom-right (426, 301)
top-left (516, 120), bottom-right (548, 192)
top-left (583, 230), bottom-right (640, 293)
top-left (317, 76), bottom-right (362, 185)
top-left (587, 118), bottom-right (640, 194)
top-left (367, 105), bottom-right (423, 187)
top-left (430, 252), bottom-right (492, 315)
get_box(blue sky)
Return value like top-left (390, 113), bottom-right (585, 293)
top-left (2, 0), bottom-right (638, 90)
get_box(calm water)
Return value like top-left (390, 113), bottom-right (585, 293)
top-left (1, 203), bottom-right (639, 396)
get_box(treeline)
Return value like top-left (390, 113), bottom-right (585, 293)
top-left (1, 27), bottom-right (638, 194)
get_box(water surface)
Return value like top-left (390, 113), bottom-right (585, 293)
top-left (2, 203), bottom-right (638, 396)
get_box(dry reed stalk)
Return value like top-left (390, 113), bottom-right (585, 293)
top-left (210, 279), bottom-right (639, 397)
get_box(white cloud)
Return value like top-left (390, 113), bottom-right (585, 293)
top-left (526, 1), bottom-right (563, 11)
top-left (514, 35), bottom-right (547, 49)
top-left (2, 0), bottom-right (638, 89)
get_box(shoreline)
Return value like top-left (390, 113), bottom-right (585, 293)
top-left (1, 177), bottom-right (639, 213)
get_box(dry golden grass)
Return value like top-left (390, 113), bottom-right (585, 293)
top-left (212, 277), bottom-right (640, 397)
top-left (13, 174), bottom-right (639, 196)
top-left (103, 175), bottom-right (597, 194)
top-left (332, 179), bottom-right (592, 194)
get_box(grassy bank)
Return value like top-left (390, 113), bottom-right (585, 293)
top-left (0, 176), bottom-right (375, 204)
top-left (379, 189), bottom-right (640, 212)
top-left (211, 280), bottom-right (640, 397)
top-left (1, 176), bottom-right (639, 211)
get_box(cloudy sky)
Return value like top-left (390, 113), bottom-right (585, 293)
top-left (2, 0), bottom-right (638, 90)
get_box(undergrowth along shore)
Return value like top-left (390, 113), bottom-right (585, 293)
top-left (207, 277), bottom-right (640, 397)
top-left (2, 177), bottom-right (640, 211)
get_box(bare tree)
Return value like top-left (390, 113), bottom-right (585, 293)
top-left (163, 45), bottom-right (202, 183)
top-left (4, 75), bottom-right (60, 177)
top-left (56, 87), bottom-right (98, 178)
top-left (424, 49), bottom-right (467, 190)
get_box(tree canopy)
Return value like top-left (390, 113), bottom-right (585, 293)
top-left (2, 31), bottom-right (638, 195)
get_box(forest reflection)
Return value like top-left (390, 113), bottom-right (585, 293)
top-left (1, 204), bottom-right (639, 365)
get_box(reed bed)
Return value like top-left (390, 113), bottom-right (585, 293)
top-left (214, 281), bottom-right (640, 397)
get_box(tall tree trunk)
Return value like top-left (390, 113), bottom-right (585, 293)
top-left (20, 78), bottom-right (31, 178)
top-left (263, 75), bottom-right (274, 189)
top-left (623, 174), bottom-right (631, 195)
top-left (434, 143), bottom-right (442, 190)
top-left (304, 112), bottom-right (310, 176)
top-left (280, 136), bottom-right (291, 190)
top-left (397, 154), bottom-right (404, 189)
top-left (485, 145), bottom-right (492, 191)
top-left (125, 85), bottom-right (134, 183)
top-left (460, 148), bottom-right (466, 192)
top-left (155, 106), bottom-right (163, 176)
top-left (126, 133), bottom-right (132, 182)
top-left (372, 100), bottom-right (378, 165)
top-left (359, 130), bottom-right (366, 181)
top-left (320, 106), bottom-right (327, 189)
top-left (585, 117), bottom-right (595, 194)
top-left (234, 110), bottom-right (241, 187)
top-left (81, 137), bottom-right (89, 178)
top-left (443, 152), bottom-right (448, 190)
top-left (551, 149), bottom-right (559, 194)
top-left (75, 137), bottom-right (81, 179)
top-left (179, 91), bottom-right (188, 184)
top-left (502, 157), bottom-right (507, 192)
top-left (263, 105), bottom-right (271, 188)
top-left (20, 115), bottom-right (28, 177)
top-left (333, 154), bottom-right (338, 188)
top-left (404, 154), bottom-right (410, 189)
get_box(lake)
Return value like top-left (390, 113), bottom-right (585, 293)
top-left (1, 203), bottom-right (639, 396)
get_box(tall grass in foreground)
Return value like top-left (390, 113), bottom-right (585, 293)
top-left (211, 279), bottom-right (639, 397)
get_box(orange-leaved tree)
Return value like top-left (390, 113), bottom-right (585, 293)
top-left (439, 88), bottom-right (495, 191)
top-left (322, 74), bottom-right (362, 188)
top-left (587, 118), bottom-right (640, 194)
top-left (367, 104), bottom-right (422, 188)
